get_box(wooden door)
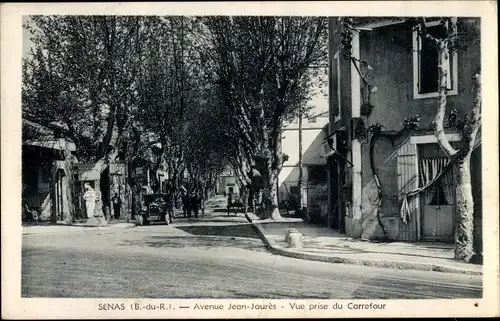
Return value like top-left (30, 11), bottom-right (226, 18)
top-left (421, 204), bottom-right (454, 241)
top-left (421, 186), bottom-right (454, 242)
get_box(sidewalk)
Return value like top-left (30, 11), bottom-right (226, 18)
top-left (245, 212), bottom-right (482, 275)
top-left (22, 219), bottom-right (136, 235)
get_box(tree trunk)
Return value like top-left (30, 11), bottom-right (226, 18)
top-left (50, 162), bottom-right (58, 224)
top-left (124, 143), bottom-right (132, 223)
top-left (453, 73), bottom-right (481, 261)
top-left (454, 157), bottom-right (475, 261)
top-left (62, 150), bottom-right (77, 223)
top-left (268, 173), bottom-right (281, 220)
top-left (431, 28), bottom-right (480, 261)
top-left (434, 40), bottom-right (457, 158)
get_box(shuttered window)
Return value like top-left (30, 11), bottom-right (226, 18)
top-left (330, 51), bottom-right (341, 121)
top-left (397, 141), bottom-right (419, 197)
top-left (397, 140), bottom-right (419, 240)
top-left (412, 19), bottom-right (458, 99)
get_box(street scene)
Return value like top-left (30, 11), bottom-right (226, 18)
top-left (21, 15), bottom-right (483, 299)
top-left (23, 196), bottom-right (481, 299)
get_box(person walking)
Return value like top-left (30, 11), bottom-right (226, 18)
top-left (182, 191), bottom-right (191, 218)
top-left (111, 192), bottom-right (122, 220)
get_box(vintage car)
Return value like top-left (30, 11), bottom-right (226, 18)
top-left (137, 193), bottom-right (173, 226)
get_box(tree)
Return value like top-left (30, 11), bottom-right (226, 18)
top-left (23, 16), bottom-right (146, 167)
top-left (200, 17), bottom-right (328, 219)
top-left (23, 16), bottom-right (160, 221)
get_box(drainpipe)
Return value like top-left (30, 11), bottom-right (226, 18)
top-left (350, 31), bottom-right (363, 238)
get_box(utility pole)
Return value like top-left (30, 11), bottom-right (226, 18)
top-left (297, 109), bottom-right (303, 212)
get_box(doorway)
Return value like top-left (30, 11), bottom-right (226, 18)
top-left (418, 143), bottom-right (455, 242)
top-left (55, 169), bottom-right (68, 222)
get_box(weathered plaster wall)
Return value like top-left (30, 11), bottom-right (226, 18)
top-left (360, 136), bottom-right (402, 240)
top-left (360, 19), bottom-right (481, 132)
top-left (279, 123), bottom-right (327, 202)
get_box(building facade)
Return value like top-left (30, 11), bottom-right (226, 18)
top-left (279, 115), bottom-right (329, 207)
top-left (278, 65), bottom-right (329, 213)
top-left (326, 17), bottom-right (482, 246)
top-left (216, 165), bottom-right (240, 196)
top-left (22, 119), bottom-right (77, 222)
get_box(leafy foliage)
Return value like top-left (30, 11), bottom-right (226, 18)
top-left (23, 16), bottom-right (328, 213)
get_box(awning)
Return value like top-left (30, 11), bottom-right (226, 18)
top-left (22, 144), bottom-right (66, 160)
top-left (23, 139), bottom-right (76, 152)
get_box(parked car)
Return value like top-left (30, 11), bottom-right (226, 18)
top-left (136, 193), bottom-right (173, 226)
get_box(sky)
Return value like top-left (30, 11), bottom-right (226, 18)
top-left (22, 16), bottom-right (34, 59)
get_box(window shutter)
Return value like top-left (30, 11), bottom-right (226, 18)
top-left (445, 54), bottom-right (452, 90)
top-left (397, 139), bottom-right (420, 240)
top-left (331, 53), bottom-right (340, 117)
top-left (397, 141), bottom-right (418, 198)
top-left (329, 56), bottom-right (334, 117)
top-left (417, 27), bottom-right (422, 93)
top-left (336, 52), bottom-right (342, 120)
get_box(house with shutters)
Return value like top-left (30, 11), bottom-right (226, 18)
top-left (324, 17), bottom-right (482, 249)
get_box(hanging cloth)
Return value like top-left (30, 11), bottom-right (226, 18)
top-left (440, 165), bottom-right (455, 204)
top-left (399, 158), bottom-right (451, 223)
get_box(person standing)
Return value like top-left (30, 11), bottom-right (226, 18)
top-left (182, 190), bottom-right (190, 218)
top-left (165, 191), bottom-right (174, 223)
top-left (191, 192), bottom-right (200, 218)
top-left (227, 191), bottom-right (233, 216)
top-left (111, 192), bottom-right (122, 220)
top-left (83, 183), bottom-right (96, 219)
top-left (200, 188), bottom-right (205, 217)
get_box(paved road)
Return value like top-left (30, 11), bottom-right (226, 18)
top-left (22, 212), bottom-right (482, 299)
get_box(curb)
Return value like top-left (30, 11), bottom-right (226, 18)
top-left (244, 213), bottom-right (482, 276)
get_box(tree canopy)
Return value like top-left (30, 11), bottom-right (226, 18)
top-left (23, 15), bottom-right (328, 209)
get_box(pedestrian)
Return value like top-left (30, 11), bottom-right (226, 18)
top-left (200, 188), bottom-right (205, 217)
top-left (227, 190), bottom-right (233, 216)
top-left (111, 192), bottom-right (122, 220)
top-left (83, 183), bottom-right (96, 219)
top-left (165, 191), bottom-right (174, 223)
top-left (191, 192), bottom-right (200, 218)
top-left (182, 190), bottom-right (191, 218)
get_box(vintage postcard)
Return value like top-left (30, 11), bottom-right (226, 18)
top-left (1, 1), bottom-right (498, 319)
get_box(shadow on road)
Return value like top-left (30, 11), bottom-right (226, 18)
top-left (176, 218), bottom-right (247, 224)
top-left (118, 235), bottom-right (267, 252)
top-left (175, 223), bottom-right (259, 239)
